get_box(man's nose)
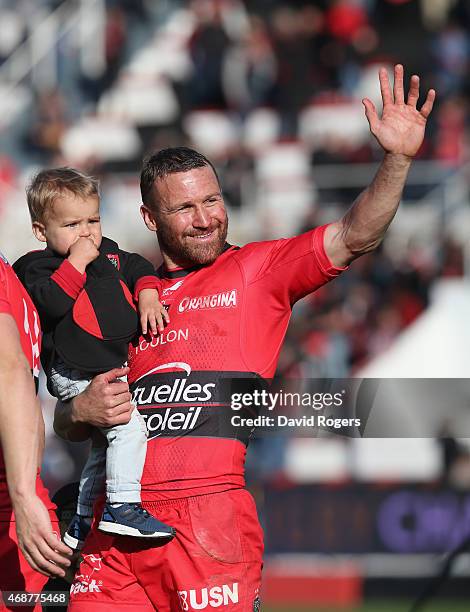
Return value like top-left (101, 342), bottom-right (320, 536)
top-left (80, 225), bottom-right (91, 236)
top-left (193, 206), bottom-right (210, 228)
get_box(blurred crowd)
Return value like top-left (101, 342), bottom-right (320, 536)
top-left (0, 0), bottom-right (468, 171)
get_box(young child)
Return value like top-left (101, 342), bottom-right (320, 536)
top-left (14, 167), bottom-right (175, 550)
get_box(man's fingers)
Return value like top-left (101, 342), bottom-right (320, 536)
top-left (36, 538), bottom-right (71, 569)
top-left (393, 64), bottom-right (404, 104)
top-left (379, 67), bottom-right (393, 106)
top-left (420, 88), bottom-right (436, 118)
top-left (106, 380), bottom-right (129, 395)
top-left (45, 531), bottom-right (72, 556)
top-left (407, 74), bottom-right (420, 107)
top-left (109, 392), bottom-right (133, 409)
top-left (362, 98), bottom-right (379, 133)
top-left (25, 546), bottom-right (66, 578)
top-left (162, 309), bottom-right (170, 324)
top-left (110, 407), bottom-right (135, 425)
top-left (140, 314), bottom-right (147, 335)
top-left (22, 551), bottom-right (54, 578)
top-left (100, 367), bottom-right (129, 383)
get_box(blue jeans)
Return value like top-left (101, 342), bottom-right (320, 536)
top-left (51, 360), bottom-right (148, 516)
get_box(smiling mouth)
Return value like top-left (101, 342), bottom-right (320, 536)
top-left (188, 231), bottom-right (215, 240)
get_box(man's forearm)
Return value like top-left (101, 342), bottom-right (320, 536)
top-left (325, 153), bottom-right (412, 267)
top-left (0, 361), bottom-right (41, 502)
top-left (53, 398), bottom-right (92, 442)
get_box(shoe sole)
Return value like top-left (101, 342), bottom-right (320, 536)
top-left (63, 532), bottom-right (84, 550)
top-left (98, 521), bottom-right (176, 539)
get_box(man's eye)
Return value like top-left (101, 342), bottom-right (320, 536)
top-left (66, 223), bottom-right (77, 228)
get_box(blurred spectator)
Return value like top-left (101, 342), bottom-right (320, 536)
top-left (433, 96), bottom-right (469, 167)
top-left (80, 5), bottom-right (128, 103)
top-left (186, 0), bottom-right (232, 109)
top-left (24, 89), bottom-right (68, 160)
top-left (432, 18), bottom-right (470, 98)
top-left (270, 5), bottom-right (317, 136)
top-left (223, 15), bottom-right (276, 115)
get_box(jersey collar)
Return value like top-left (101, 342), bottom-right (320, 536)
top-left (158, 243), bottom-right (238, 279)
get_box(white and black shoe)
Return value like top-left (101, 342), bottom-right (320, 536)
top-left (98, 503), bottom-right (176, 540)
top-left (63, 514), bottom-right (92, 550)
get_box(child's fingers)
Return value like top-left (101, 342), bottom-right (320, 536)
top-left (140, 313), bottom-right (147, 335)
top-left (155, 311), bottom-right (165, 334)
top-left (149, 313), bottom-right (158, 336)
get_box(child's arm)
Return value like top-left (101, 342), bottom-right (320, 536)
top-left (119, 251), bottom-right (160, 298)
top-left (119, 251), bottom-right (169, 335)
top-left (138, 288), bottom-right (170, 335)
top-left (14, 256), bottom-right (83, 322)
top-left (14, 238), bottom-right (98, 323)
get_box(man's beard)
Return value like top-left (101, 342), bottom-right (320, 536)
top-left (157, 217), bottom-right (228, 267)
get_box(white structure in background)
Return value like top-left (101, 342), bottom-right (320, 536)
top-left (183, 111), bottom-right (239, 158)
top-left (254, 143), bottom-right (314, 237)
top-left (360, 280), bottom-right (470, 378)
top-left (299, 100), bottom-right (370, 150)
top-left (243, 108), bottom-right (280, 153)
top-left (61, 118), bottom-right (141, 165)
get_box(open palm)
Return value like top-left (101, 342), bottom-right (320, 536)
top-left (363, 64), bottom-right (435, 158)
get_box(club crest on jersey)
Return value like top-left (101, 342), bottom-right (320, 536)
top-left (106, 253), bottom-right (120, 269)
top-left (162, 280), bottom-right (184, 296)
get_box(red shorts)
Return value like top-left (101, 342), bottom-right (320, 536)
top-left (69, 488), bottom-right (264, 611)
top-left (0, 479), bottom-right (59, 612)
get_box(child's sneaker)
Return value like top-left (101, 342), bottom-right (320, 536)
top-left (98, 503), bottom-right (176, 539)
top-left (63, 514), bottom-right (92, 550)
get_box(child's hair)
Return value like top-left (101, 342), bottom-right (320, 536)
top-left (26, 167), bottom-right (100, 223)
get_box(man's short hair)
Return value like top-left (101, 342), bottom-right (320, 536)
top-left (140, 147), bottom-right (219, 211)
top-left (26, 167), bottom-right (100, 223)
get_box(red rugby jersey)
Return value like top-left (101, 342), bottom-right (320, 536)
top-left (0, 253), bottom-right (51, 506)
top-left (128, 226), bottom-right (345, 501)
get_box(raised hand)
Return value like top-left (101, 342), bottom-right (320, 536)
top-left (362, 64), bottom-right (436, 158)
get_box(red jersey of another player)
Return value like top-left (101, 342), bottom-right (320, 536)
top-left (0, 253), bottom-right (50, 502)
top-left (128, 225), bottom-right (345, 501)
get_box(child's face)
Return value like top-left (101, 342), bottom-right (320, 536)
top-left (33, 193), bottom-right (103, 256)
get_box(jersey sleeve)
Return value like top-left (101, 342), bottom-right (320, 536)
top-left (0, 263), bottom-right (12, 315)
top-left (239, 224), bottom-right (346, 305)
top-left (120, 251), bottom-right (160, 300)
top-left (13, 255), bottom-right (82, 323)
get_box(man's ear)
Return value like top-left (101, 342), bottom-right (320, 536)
top-left (140, 205), bottom-right (158, 232)
top-left (32, 222), bottom-right (47, 242)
